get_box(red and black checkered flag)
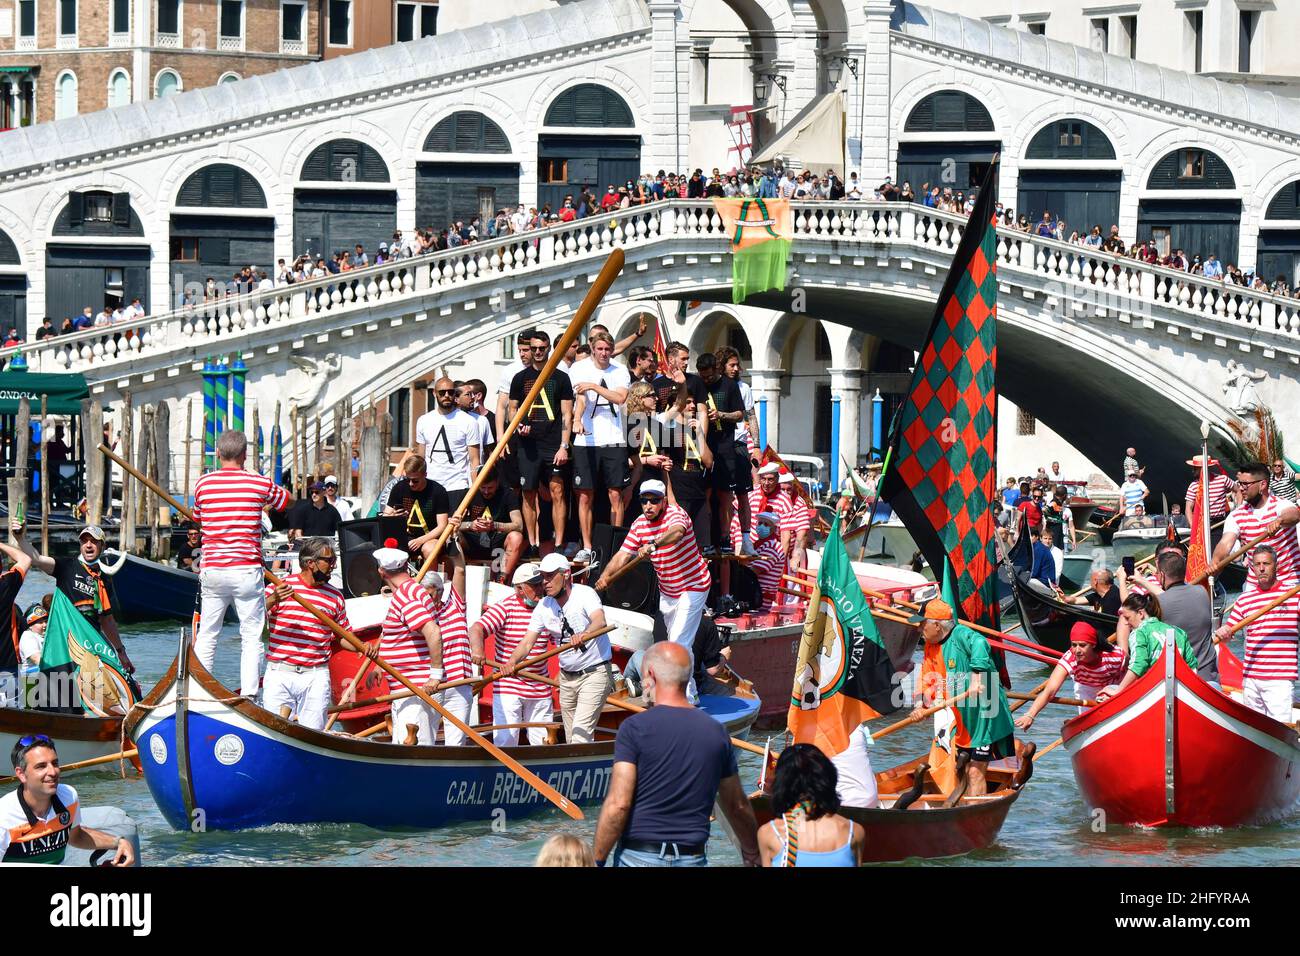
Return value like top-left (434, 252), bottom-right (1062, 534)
top-left (880, 157), bottom-right (1004, 661)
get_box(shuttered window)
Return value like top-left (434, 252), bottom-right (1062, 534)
top-left (176, 164), bottom-right (268, 208)
top-left (301, 140), bottom-right (391, 183)
top-left (903, 91), bottom-right (994, 133)
top-left (1145, 149), bottom-right (1236, 190)
top-left (543, 84), bottom-right (634, 128)
top-left (0, 229), bottom-right (18, 266)
top-left (1265, 181), bottom-right (1300, 221)
top-left (157, 0), bottom-right (179, 33)
top-left (423, 112), bottom-right (511, 153)
top-left (1025, 119), bottom-right (1116, 160)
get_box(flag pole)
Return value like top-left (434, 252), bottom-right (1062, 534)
top-left (846, 446), bottom-right (892, 556)
top-left (786, 545), bottom-right (827, 739)
top-left (1200, 420), bottom-right (1214, 597)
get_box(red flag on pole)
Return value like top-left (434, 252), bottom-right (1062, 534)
top-left (652, 312), bottom-right (672, 376)
top-left (1186, 473), bottom-right (1210, 594)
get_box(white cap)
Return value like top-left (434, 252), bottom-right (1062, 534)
top-left (756, 511), bottom-right (780, 524)
top-left (639, 479), bottom-right (667, 497)
top-left (778, 471), bottom-right (796, 484)
top-left (323, 475), bottom-right (339, 486)
top-left (79, 525), bottom-right (107, 542)
top-left (539, 552), bottom-right (571, 574)
top-left (373, 547), bottom-right (410, 572)
top-left (512, 563), bottom-right (542, 585)
top-left (757, 462), bottom-right (781, 476)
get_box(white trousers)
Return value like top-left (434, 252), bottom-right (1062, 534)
top-left (195, 566), bottom-right (267, 698)
top-left (1243, 677), bottom-right (1295, 724)
top-left (492, 694), bottom-right (553, 747)
top-left (262, 664), bottom-right (332, 731)
top-left (391, 685), bottom-right (474, 746)
top-left (661, 588), bottom-right (709, 701)
top-left (830, 726), bottom-right (880, 809)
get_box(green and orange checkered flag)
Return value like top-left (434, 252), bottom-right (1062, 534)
top-left (880, 156), bottom-right (1006, 676)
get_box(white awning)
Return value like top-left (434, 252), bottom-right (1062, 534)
top-left (751, 91), bottom-right (846, 175)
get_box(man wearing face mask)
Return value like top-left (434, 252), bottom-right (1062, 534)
top-left (263, 537), bottom-right (351, 728)
top-left (747, 512), bottom-right (790, 610)
top-left (470, 563), bottom-right (553, 746)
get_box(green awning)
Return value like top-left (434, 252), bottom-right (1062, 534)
top-left (0, 371), bottom-right (89, 415)
top-left (0, 67), bottom-right (37, 73)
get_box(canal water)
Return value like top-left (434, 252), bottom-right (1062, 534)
top-left (14, 562), bottom-right (1300, 867)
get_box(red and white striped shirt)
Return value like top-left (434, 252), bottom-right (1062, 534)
top-left (1186, 474), bottom-right (1236, 518)
top-left (749, 490), bottom-right (794, 534)
top-left (749, 536), bottom-right (789, 606)
top-left (433, 589), bottom-right (472, 683)
top-left (479, 594), bottom-right (551, 700)
top-left (1225, 495), bottom-right (1300, 590)
top-left (622, 503), bottom-right (712, 598)
top-left (1058, 648), bottom-right (1126, 697)
top-left (783, 490), bottom-right (814, 534)
top-left (193, 467), bottom-right (290, 568)
top-left (1222, 586), bottom-right (1300, 681)
top-left (263, 573), bottom-right (350, 667)
top-left (379, 578), bottom-right (439, 692)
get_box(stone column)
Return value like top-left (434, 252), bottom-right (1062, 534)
top-left (749, 367), bottom-right (784, 451)
top-left (831, 368), bottom-right (864, 476)
top-left (790, 0), bottom-right (820, 116)
top-left (860, 0), bottom-right (894, 179)
top-left (841, 44), bottom-right (866, 174)
top-left (648, 2), bottom-right (688, 173)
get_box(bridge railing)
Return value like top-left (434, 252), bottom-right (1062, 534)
top-left (7, 200), bottom-right (1300, 378)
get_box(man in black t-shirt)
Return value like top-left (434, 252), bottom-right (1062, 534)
top-left (288, 483), bottom-right (343, 539)
top-left (176, 526), bottom-right (202, 571)
top-left (651, 341), bottom-right (708, 423)
top-left (508, 330), bottom-right (573, 556)
top-left (697, 352), bottom-right (754, 561)
top-left (448, 473), bottom-right (525, 583)
top-left (381, 455), bottom-right (450, 562)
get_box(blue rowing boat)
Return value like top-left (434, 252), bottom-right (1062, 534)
top-left (125, 639), bottom-right (761, 832)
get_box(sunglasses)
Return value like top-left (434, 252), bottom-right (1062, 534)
top-left (435, 389), bottom-right (457, 396)
top-left (313, 556), bottom-right (338, 567)
top-left (18, 734), bottom-right (52, 748)
top-left (639, 496), bottom-right (664, 504)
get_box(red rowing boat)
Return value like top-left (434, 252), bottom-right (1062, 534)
top-left (1062, 645), bottom-right (1300, 827)
top-left (750, 751), bottom-right (1033, 863)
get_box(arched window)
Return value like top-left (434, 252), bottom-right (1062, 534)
top-left (300, 139), bottom-right (390, 183)
top-left (0, 228), bottom-right (18, 266)
top-left (1264, 181), bottom-right (1300, 220)
top-left (107, 68), bottom-right (130, 108)
top-left (1145, 148), bottom-right (1235, 190)
top-left (423, 111), bottom-right (511, 153)
top-left (154, 69), bottom-right (181, 99)
top-left (176, 163), bottom-right (267, 208)
top-left (218, 71), bottom-right (240, 84)
top-left (544, 84), bottom-right (633, 127)
top-left (904, 90), bottom-right (993, 133)
top-left (1025, 119), bottom-right (1115, 160)
top-left (54, 70), bottom-right (77, 120)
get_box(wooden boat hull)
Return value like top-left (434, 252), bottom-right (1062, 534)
top-left (1110, 527), bottom-right (1191, 562)
top-left (750, 756), bottom-right (1029, 863)
top-left (128, 649), bottom-right (762, 832)
top-left (0, 706), bottom-right (127, 772)
top-left (1063, 646), bottom-right (1300, 827)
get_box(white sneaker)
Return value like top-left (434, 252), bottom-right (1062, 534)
top-left (574, 549), bottom-right (593, 565)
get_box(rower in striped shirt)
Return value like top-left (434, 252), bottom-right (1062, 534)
top-left (373, 546), bottom-right (445, 746)
top-left (470, 563), bottom-right (553, 746)
top-left (1213, 461), bottom-right (1300, 592)
top-left (263, 537), bottom-right (351, 730)
top-left (1015, 621), bottom-right (1126, 731)
top-left (192, 430), bottom-right (292, 699)
top-left (420, 562), bottom-right (474, 745)
top-left (597, 479), bottom-right (712, 703)
top-left (1215, 546), bottom-right (1300, 723)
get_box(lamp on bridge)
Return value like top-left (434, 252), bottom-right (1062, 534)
top-left (753, 71), bottom-right (785, 104)
top-left (826, 53), bottom-right (859, 89)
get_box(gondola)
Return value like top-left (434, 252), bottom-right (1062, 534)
top-left (110, 552), bottom-right (202, 624)
top-left (1063, 645), bottom-right (1300, 827)
top-left (1004, 515), bottom-right (1117, 653)
top-left (126, 635), bottom-right (761, 832)
top-left (749, 748), bottom-right (1034, 863)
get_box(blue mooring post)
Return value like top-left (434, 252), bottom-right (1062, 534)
top-left (871, 388), bottom-right (884, 461)
top-left (830, 395), bottom-right (841, 493)
top-left (757, 397), bottom-right (768, 452)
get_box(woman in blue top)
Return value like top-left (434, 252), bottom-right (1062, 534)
top-left (759, 744), bottom-right (864, 867)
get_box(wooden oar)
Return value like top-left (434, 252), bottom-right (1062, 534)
top-left (595, 553), bottom-right (646, 593)
top-left (1006, 690), bottom-right (1096, 709)
top-left (866, 684), bottom-right (981, 741)
top-left (412, 248), bottom-right (626, 579)
top-left (1033, 737), bottom-right (1064, 760)
top-left (1213, 581), bottom-right (1300, 644)
top-left (479, 661), bottom-right (770, 756)
top-left (324, 645), bottom-right (378, 732)
top-left (326, 627), bottom-right (615, 714)
top-left (0, 748), bottom-right (140, 784)
top-left (104, 445), bottom-right (586, 821)
top-left (1187, 527), bottom-right (1272, 587)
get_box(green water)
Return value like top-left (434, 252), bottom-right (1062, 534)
top-left (16, 567), bottom-right (1300, 867)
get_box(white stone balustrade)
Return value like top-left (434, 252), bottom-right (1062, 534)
top-left (7, 200), bottom-right (1300, 382)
